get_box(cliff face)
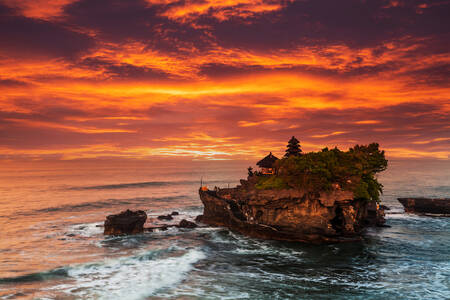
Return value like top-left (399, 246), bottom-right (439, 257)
top-left (199, 177), bottom-right (382, 243)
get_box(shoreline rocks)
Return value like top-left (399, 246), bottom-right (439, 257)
top-left (104, 209), bottom-right (147, 235)
top-left (103, 209), bottom-right (202, 235)
top-left (365, 202), bottom-right (387, 227)
top-left (398, 198), bottom-right (450, 215)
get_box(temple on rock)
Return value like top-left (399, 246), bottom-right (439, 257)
top-left (256, 152), bottom-right (279, 174)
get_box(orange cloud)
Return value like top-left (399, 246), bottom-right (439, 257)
top-left (1, 0), bottom-right (77, 19)
top-left (354, 120), bottom-right (381, 125)
top-left (155, 0), bottom-right (287, 22)
top-left (238, 120), bottom-right (277, 127)
top-left (5, 119), bottom-right (136, 134)
top-left (311, 131), bottom-right (348, 138)
top-left (412, 137), bottom-right (450, 144)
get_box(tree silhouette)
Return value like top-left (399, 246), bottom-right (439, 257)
top-left (284, 136), bottom-right (302, 157)
top-left (248, 166), bottom-right (254, 177)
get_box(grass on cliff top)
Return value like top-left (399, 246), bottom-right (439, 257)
top-left (255, 143), bottom-right (388, 202)
top-left (255, 176), bottom-right (290, 190)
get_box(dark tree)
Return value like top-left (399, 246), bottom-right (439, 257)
top-left (248, 166), bottom-right (254, 177)
top-left (284, 136), bottom-right (302, 157)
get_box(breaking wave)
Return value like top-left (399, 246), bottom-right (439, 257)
top-left (33, 195), bottom-right (188, 213)
top-left (54, 248), bottom-right (205, 299)
top-left (0, 247), bottom-right (206, 300)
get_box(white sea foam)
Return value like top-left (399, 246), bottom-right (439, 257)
top-left (66, 222), bottom-right (103, 238)
top-left (53, 248), bottom-right (205, 299)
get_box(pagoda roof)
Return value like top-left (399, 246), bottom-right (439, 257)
top-left (256, 152), bottom-right (279, 168)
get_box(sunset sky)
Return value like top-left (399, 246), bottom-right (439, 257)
top-left (0, 0), bottom-right (449, 160)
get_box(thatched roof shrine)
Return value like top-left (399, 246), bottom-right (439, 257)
top-left (256, 152), bottom-right (279, 168)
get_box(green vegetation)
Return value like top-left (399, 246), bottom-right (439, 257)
top-left (256, 142), bottom-right (388, 202)
top-left (256, 175), bottom-right (290, 190)
top-left (247, 166), bottom-right (254, 177)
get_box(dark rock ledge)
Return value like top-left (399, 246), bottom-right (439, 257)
top-left (398, 198), bottom-right (450, 215)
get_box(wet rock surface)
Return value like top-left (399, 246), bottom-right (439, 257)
top-left (398, 198), bottom-right (450, 215)
top-left (104, 209), bottom-right (147, 235)
top-left (199, 177), bottom-right (386, 243)
top-left (157, 214), bottom-right (173, 221)
top-left (365, 202), bottom-right (387, 226)
top-left (179, 219), bottom-right (197, 228)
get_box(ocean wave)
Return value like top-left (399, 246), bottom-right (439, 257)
top-left (34, 195), bottom-right (187, 213)
top-left (52, 248), bottom-right (206, 299)
top-left (68, 180), bottom-right (224, 191)
top-left (0, 268), bottom-right (69, 284)
top-left (66, 222), bottom-right (104, 238)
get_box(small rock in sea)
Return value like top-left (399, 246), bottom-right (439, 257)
top-left (377, 224), bottom-right (391, 228)
top-left (66, 233), bottom-right (76, 237)
top-left (12, 293), bottom-right (26, 298)
top-left (104, 209), bottom-right (147, 235)
top-left (171, 211), bottom-right (179, 216)
top-left (380, 205), bottom-right (390, 211)
top-left (96, 224), bottom-right (103, 228)
top-left (218, 229), bottom-right (230, 235)
top-left (194, 215), bottom-right (203, 223)
top-left (398, 197), bottom-right (450, 215)
top-left (157, 214), bottom-right (173, 221)
top-left (179, 219), bottom-right (197, 228)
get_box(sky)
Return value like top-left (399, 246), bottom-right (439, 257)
top-left (0, 0), bottom-right (449, 161)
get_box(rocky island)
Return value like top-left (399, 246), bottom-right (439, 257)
top-left (199, 138), bottom-right (388, 243)
top-left (398, 197), bottom-right (450, 215)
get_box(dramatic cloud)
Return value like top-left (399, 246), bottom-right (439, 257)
top-left (0, 0), bottom-right (448, 160)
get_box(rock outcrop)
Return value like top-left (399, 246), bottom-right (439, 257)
top-left (104, 209), bottom-right (147, 235)
top-left (398, 198), bottom-right (450, 215)
top-left (365, 201), bottom-right (387, 226)
top-left (199, 177), bottom-right (385, 243)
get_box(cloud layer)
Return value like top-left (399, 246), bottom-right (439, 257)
top-left (0, 0), bottom-right (449, 160)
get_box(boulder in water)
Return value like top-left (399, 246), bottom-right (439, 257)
top-left (157, 214), bottom-right (173, 221)
top-left (171, 211), bottom-right (179, 216)
top-left (179, 219), bottom-right (197, 228)
top-left (104, 209), bottom-right (147, 235)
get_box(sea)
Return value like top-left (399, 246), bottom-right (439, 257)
top-left (0, 158), bottom-right (449, 299)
